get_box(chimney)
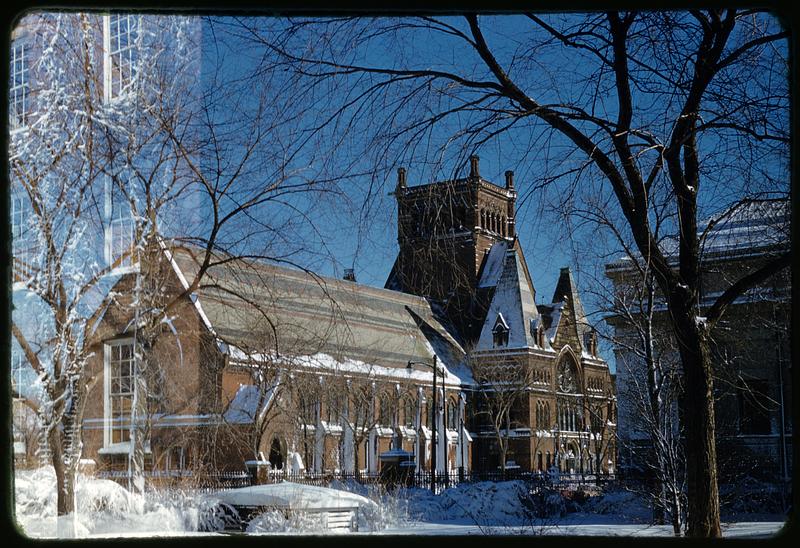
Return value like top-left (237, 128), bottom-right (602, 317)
top-left (505, 170), bottom-right (514, 189)
top-left (469, 155), bottom-right (480, 178)
top-left (343, 268), bottom-right (356, 282)
top-left (396, 167), bottom-right (407, 191)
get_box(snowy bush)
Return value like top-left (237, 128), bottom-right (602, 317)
top-left (14, 467), bottom-right (231, 537)
top-left (327, 479), bottom-right (404, 531)
top-left (404, 481), bottom-right (540, 525)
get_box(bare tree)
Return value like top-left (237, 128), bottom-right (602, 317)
top-left (471, 358), bottom-right (536, 475)
top-left (608, 268), bottom-right (686, 534)
top-left (9, 12), bottom-right (345, 533)
top-left (235, 11), bottom-right (789, 536)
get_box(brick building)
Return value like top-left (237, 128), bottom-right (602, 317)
top-left (9, 12), bottom-right (616, 484)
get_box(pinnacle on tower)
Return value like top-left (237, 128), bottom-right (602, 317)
top-left (505, 170), bottom-right (514, 189)
top-left (396, 167), bottom-right (407, 191)
top-left (469, 155), bottom-right (480, 178)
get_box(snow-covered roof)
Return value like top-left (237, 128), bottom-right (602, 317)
top-left (475, 246), bottom-right (540, 350)
top-left (477, 240), bottom-right (508, 288)
top-left (223, 382), bottom-right (278, 425)
top-left (550, 267), bottom-right (591, 345)
top-left (212, 482), bottom-right (374, 510)
top-left (607, 198), bottom-right (789, 269)
top-left (97, 441), bottom-right (152, 455)
top-left (169, 245), bottom-right (469, 384)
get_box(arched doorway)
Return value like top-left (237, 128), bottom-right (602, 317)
top-left (268, 437), bottom-right (284, 470)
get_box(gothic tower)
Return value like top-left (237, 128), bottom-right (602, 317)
top-left (386, 156), bottom-right (519, 344)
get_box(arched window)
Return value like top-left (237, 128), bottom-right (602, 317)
top-left (379, 392), bottom-right (394, 426)
top-left (556, 354), bottom-right (580, 393)
top-left (299, 395), bottom-right (316, 425)
top-left (492, 313), bottom-right (510, 347)
top-left (403, 396), bottom-right (415, 428)
top-left (269, 437), bottom-right (284, 470)
top-left (447, 399), bottom-right (458, 430)
top-left (327, 393), bottom-right (340, 424)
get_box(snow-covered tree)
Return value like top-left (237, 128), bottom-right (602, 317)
top-left (10, 12), bottom-right (339, 534)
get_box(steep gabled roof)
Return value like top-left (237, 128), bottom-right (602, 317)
top-left (169, 246), bottom-right (468, 381)
top-left (475, 244), bottom-right (540, 350)
top-left (551, 267), bottom-right (591, 346)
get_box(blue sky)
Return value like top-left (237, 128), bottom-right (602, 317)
top-left (196, 13), bottom-right (789, 373)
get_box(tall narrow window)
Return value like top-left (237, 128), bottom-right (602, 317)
top-left (107, 340), bottom-right (135, 444)
top-left (447, 399), bottom-right (457, 430)
top-left (379, 393), bottom-right (394, 426)
top-left (298, 396), bottom-right (316, 426)
top-left (10, 41), bottom-right (29, 129)
top-left (327, 394), bottom-right (340, 424)
top-left (12, 194), bottom-right (37, 280)
top-left (11, 349), bottom-right (27, 394)
top-left (167, 446), bottom-right (185, 471)
top-left (107, 178), bottom-right (135, 267)
top-left (403, 396), bottom-right (415, 428)
top-left (107, 14), bottom-right (139, 99)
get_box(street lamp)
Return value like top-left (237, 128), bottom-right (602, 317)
top-left (408, 354), bottom-right (439, 494)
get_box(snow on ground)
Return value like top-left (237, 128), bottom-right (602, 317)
top-left (14, 467), bottom-right (227, 538)
top-left (14, 468), bottom-right (788, 538)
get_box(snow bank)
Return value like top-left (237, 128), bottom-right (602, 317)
top-left (404, 481), bottom-right (537, 525)
top-left (14, 467), bottom-right (227, 538)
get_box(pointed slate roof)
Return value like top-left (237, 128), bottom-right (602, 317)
top-left (551, 267), bottom-right (591, 345)
top-left (475, 245), bottom-right (540, 350)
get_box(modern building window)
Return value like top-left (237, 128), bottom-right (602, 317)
top-left (106, 177), bottom-right (135, 267)
top-left (11, 349), bottom-right (26, 394)
top-left (106, 340), bottom-right (135, 445)
top-left (10, 41), bottom-right (29, 129)
top-left (738, 380), bottom-right (772, 435)
top-left (11, 194), bottom-right (37, 280)
top-left (106, 14), bottom-right (139, 99)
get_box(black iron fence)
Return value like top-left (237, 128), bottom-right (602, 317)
top-left (98, 467), bottom-right (616, 492)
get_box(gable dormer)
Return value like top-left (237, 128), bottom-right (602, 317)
top-left (492, 313), bottom-right (509, 347)
top-left (550, 267), bottom-right (590, 353)
top-left (475, 245), bottom-right (539, 351)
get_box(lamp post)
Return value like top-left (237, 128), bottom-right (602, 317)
top-left (408, 354), bottom-right (438, 494)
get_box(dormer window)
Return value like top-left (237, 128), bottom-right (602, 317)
top-left (492, 313), bottom-right (509, 347)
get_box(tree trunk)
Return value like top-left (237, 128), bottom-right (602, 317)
top-left (670, 489), bottom-right (683, 536)
top-left (50, 428), bottom-right (76, 537)
top-left (677, 321), bottom-right (721, 538)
